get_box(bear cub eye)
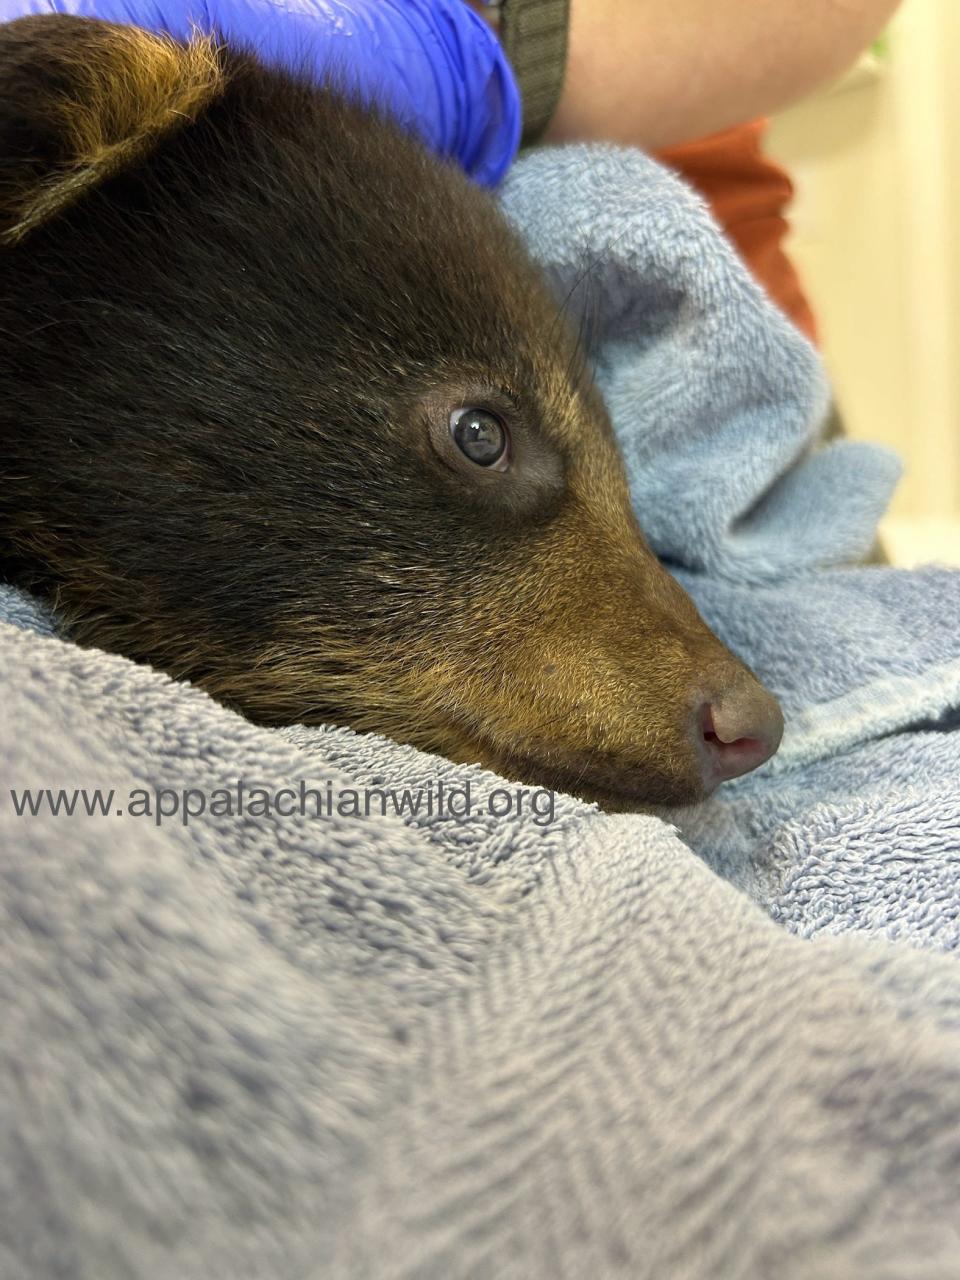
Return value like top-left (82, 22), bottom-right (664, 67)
top-left (449, 407), bottom-right (510, 471)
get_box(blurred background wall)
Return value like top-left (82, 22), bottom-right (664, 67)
top-left (767, 0), bottom-right (960, 565)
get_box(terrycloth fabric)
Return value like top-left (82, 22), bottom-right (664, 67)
top-left (670, 567), bottom-right (960, 954)
top-left (3, 144), bottom-right (960, 1277)
top-left (3, 573), bottom-right (960, 1279)
top-left (499, 145), bottom-right (902, 580)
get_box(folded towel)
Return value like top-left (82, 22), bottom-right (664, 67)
top-left (500, 145), bottom-right (902, 581)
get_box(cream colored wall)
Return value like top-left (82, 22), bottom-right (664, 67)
top-left (766, 0), bottom-right (960, 562)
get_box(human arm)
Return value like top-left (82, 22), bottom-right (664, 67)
top-left (545, 0), bottom-right (902, 148)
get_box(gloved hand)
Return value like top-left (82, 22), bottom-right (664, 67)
top-left (1, 0), bottom-right (521, 185)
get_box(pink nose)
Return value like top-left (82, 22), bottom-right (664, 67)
top-left (696, 681), bottom-right (783, 787)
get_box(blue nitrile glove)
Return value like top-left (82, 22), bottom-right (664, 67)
top-left (1, 0), bottom-right (521, 185)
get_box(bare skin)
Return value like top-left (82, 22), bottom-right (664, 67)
top-left (474, 0), bottom-right (902, 148)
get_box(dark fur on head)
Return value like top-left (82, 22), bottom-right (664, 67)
top-left (0, 15), bottom-right (781, 806)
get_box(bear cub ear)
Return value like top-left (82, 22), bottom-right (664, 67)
top-left (0, 14), bottom-right (223, 245)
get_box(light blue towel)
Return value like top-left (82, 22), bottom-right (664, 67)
top-left (500, 145), bottom-right (902, 580)
top-left (672, 566), bottom-right (960, 953)
top-left (2, 142), bottom-right (960, 1277)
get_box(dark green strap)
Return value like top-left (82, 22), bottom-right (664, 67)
top-left (496, 0), bottom-right (571, 144)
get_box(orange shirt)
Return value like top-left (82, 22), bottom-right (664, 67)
top-left (656, 120), bottom-right (817, 344)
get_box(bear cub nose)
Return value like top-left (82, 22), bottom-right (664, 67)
top-left (696, 678), bottom-right (784, 787)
